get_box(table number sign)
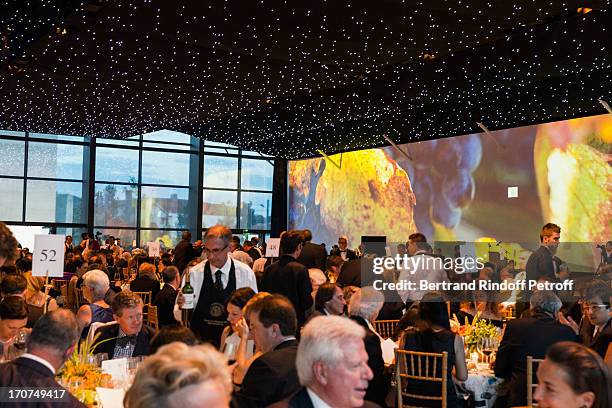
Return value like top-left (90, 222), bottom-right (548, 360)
top-left (265, 238), bottom-right (281, 258)
top-left (32, 234), bottom-right (65, 278)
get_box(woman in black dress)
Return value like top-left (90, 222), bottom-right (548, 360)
top-left (400, 292), bottom-right (468, 408)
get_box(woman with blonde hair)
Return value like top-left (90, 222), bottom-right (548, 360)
top-left (124, 342), bottom-right (232, 408)
top-left (23, 271), bottom-right (58, 327)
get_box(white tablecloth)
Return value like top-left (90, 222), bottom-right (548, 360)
top-left (458, 370), bottom-right (503, 408)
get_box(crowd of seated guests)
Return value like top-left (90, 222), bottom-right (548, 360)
top-left (0, 222), bottom-right (611, 408)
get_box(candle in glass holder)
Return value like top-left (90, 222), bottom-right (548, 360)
top-left (470, 351), bottom-right (479, 364)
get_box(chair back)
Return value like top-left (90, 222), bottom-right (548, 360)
top-left (76, 287), bottom-right (87, 308)
top-left (133, 291), bottom-right (152, 305)
top-left (148, 305), bottom-right (159, 330)
top-left (527, 355), bottom-right (544, 406)
top-left (133, 291), bottom-right (152, 322)
top-left (374, 319), bottom-right (400, 339)
top-left (395, 349), bottom-right (448, 408)
top-left (86, 321), bottom-right (118, 345)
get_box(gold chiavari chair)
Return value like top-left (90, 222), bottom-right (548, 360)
top-left (133, 291), bottom-right (152, 321)
top-left (527, 356), bottom-right (544, 406)
top-left (395, 349), bottom-right (448, 408)
top-left (374, 319), bottom-right (400, 339)
top-left (147, 305), bottom-right (159, 330)
top-left (75, 288), bottom-right (87, 309)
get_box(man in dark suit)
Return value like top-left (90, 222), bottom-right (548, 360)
top-left (233, 295), bottom-right (301, 408)
top-left (519, 223), bottom-right (561, 313)
top-left (173, 231), bottom-right (196, 274)
top-left (261, 231), bottom-right (313, 328)
top-left (243, 240), bottom-right (261, 261)
top-left (0, 309), bottom-right (85, 407)
top-left (94, 291), bottom-right (155, 359)
top-left (296, 229), bottom-right (327, 270)
top-left (329, 235), bottom-right (358, 261)
top-left (578, 282), bottom-right (612, 358)
top-left (153, 266), bottom-right (181, 328)
top-left (269, 315), bottom-right (378, 408)
top-left (495, 291), bottom-right (578, 407)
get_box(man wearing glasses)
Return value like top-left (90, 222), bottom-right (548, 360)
top-left (581, 284), bottom-right (612, 359)
top-left (175, 225), bottom-right (258, 347)
top-left (329, 235), bottom-right (357, 261)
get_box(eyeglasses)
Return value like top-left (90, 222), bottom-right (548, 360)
top-left (203, 244), bottom-right (229, 255)
top-left (583, 304), bottom-right (608, 312)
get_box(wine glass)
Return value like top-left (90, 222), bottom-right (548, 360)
top-left (481, 338), bottom-right (493, 364)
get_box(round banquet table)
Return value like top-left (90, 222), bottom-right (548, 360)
top-left (456, 367), bottom-right (503, 408)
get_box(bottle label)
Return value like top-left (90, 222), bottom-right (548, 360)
top-left (183, 293), bottom-right (194, 309)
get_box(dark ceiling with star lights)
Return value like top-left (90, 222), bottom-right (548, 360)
top-left (1, 0), bottom-right (610, 159)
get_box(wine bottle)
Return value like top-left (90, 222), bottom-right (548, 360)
top-left (182, 273), bottom-right (194, 310)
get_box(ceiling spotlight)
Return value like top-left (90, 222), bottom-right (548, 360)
top-left (576, 7), bottom-right (593, 14)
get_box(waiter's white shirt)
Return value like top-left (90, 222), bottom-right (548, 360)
top-left (173, 257), bottom-right (258, 321)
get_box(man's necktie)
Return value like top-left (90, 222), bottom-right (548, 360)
top-left (214, 270), bottom-right (223, 291)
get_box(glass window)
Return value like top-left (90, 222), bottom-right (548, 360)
top-left (0, 130), bottom-right (25, 137)
top-left (205, 140), bottom-right (238, 148)
top-left (203, 156), bottom-right (238, 189)
top-left (241, 159), bottom-right (273, 191)
top-left (140, 186), bottom-right (189, 229)
top-left (204, 146), bottom-right (239, 154)
top-left (143, 130), bottom-right (191, 144)
top-left (95, 228), bottom-right (137, 250)
top-left (95, 147), bottom-right (139, 183)
top-left (0, 139), bottom-right (25, 176)
top-left (140, 230), bottom-right (183, 249)
top-left (25, 180), bottom-right (84, 223)
top-left (142, 142), bottom-right (192, 151)
top-left (203, 189), bottom-right (238, 228)
top-left (29, 132), bottom-right (85, 142)
top-left (55, 227), bottom-right (88, 242)
top-left (6, 225), bottom-right (51, 250)
top-left (0, 178), bottom-right (24, 221)
top-left (240, 192), bottom-right (272, 230)
top-left (97, 138), bottom-right (140, 147)
top-left (141, 151), bottom-right (190, 186)
top-left (242, 150), bottom-right (274, 158)
top-left (94, 183), bottom-right (137, 227)
top-left (28, 142), bottom-right (84, 180)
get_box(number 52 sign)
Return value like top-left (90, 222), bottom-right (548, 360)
top-left (33, 234), bottom-right (65, 277)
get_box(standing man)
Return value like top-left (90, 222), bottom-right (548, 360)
top-left (174, 231), bottom-right (196, 274)
top-left (261, 231), bottom-right (313, 328)
top-left (176, 225), bottom-right (257, 347)
top-left (519, 223), bottom-right (561, 314)
top-left (296, 230), bottom-right (327, 270)
top-left (64, 235), bottom-right (74, 254)
top-left (153, 266), bottom-right (181, 328)
top-left (329, 236), bottom-right (357, 261)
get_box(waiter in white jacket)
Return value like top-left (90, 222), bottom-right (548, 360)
top-left (175, 225), bottom-right (257, 347)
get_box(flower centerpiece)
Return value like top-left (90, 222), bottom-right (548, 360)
top-left (453, 313), bottom-right (499, 354)
top-left (58, 334), bottom-right (114, 406)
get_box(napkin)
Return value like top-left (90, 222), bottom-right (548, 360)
top-left (96, 387), bottom-right (125, 408)
top-left (381, 338), bottom-right (399, 365)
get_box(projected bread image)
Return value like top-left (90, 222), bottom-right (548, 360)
top-left (314, 149), bottom-right (417, 243)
